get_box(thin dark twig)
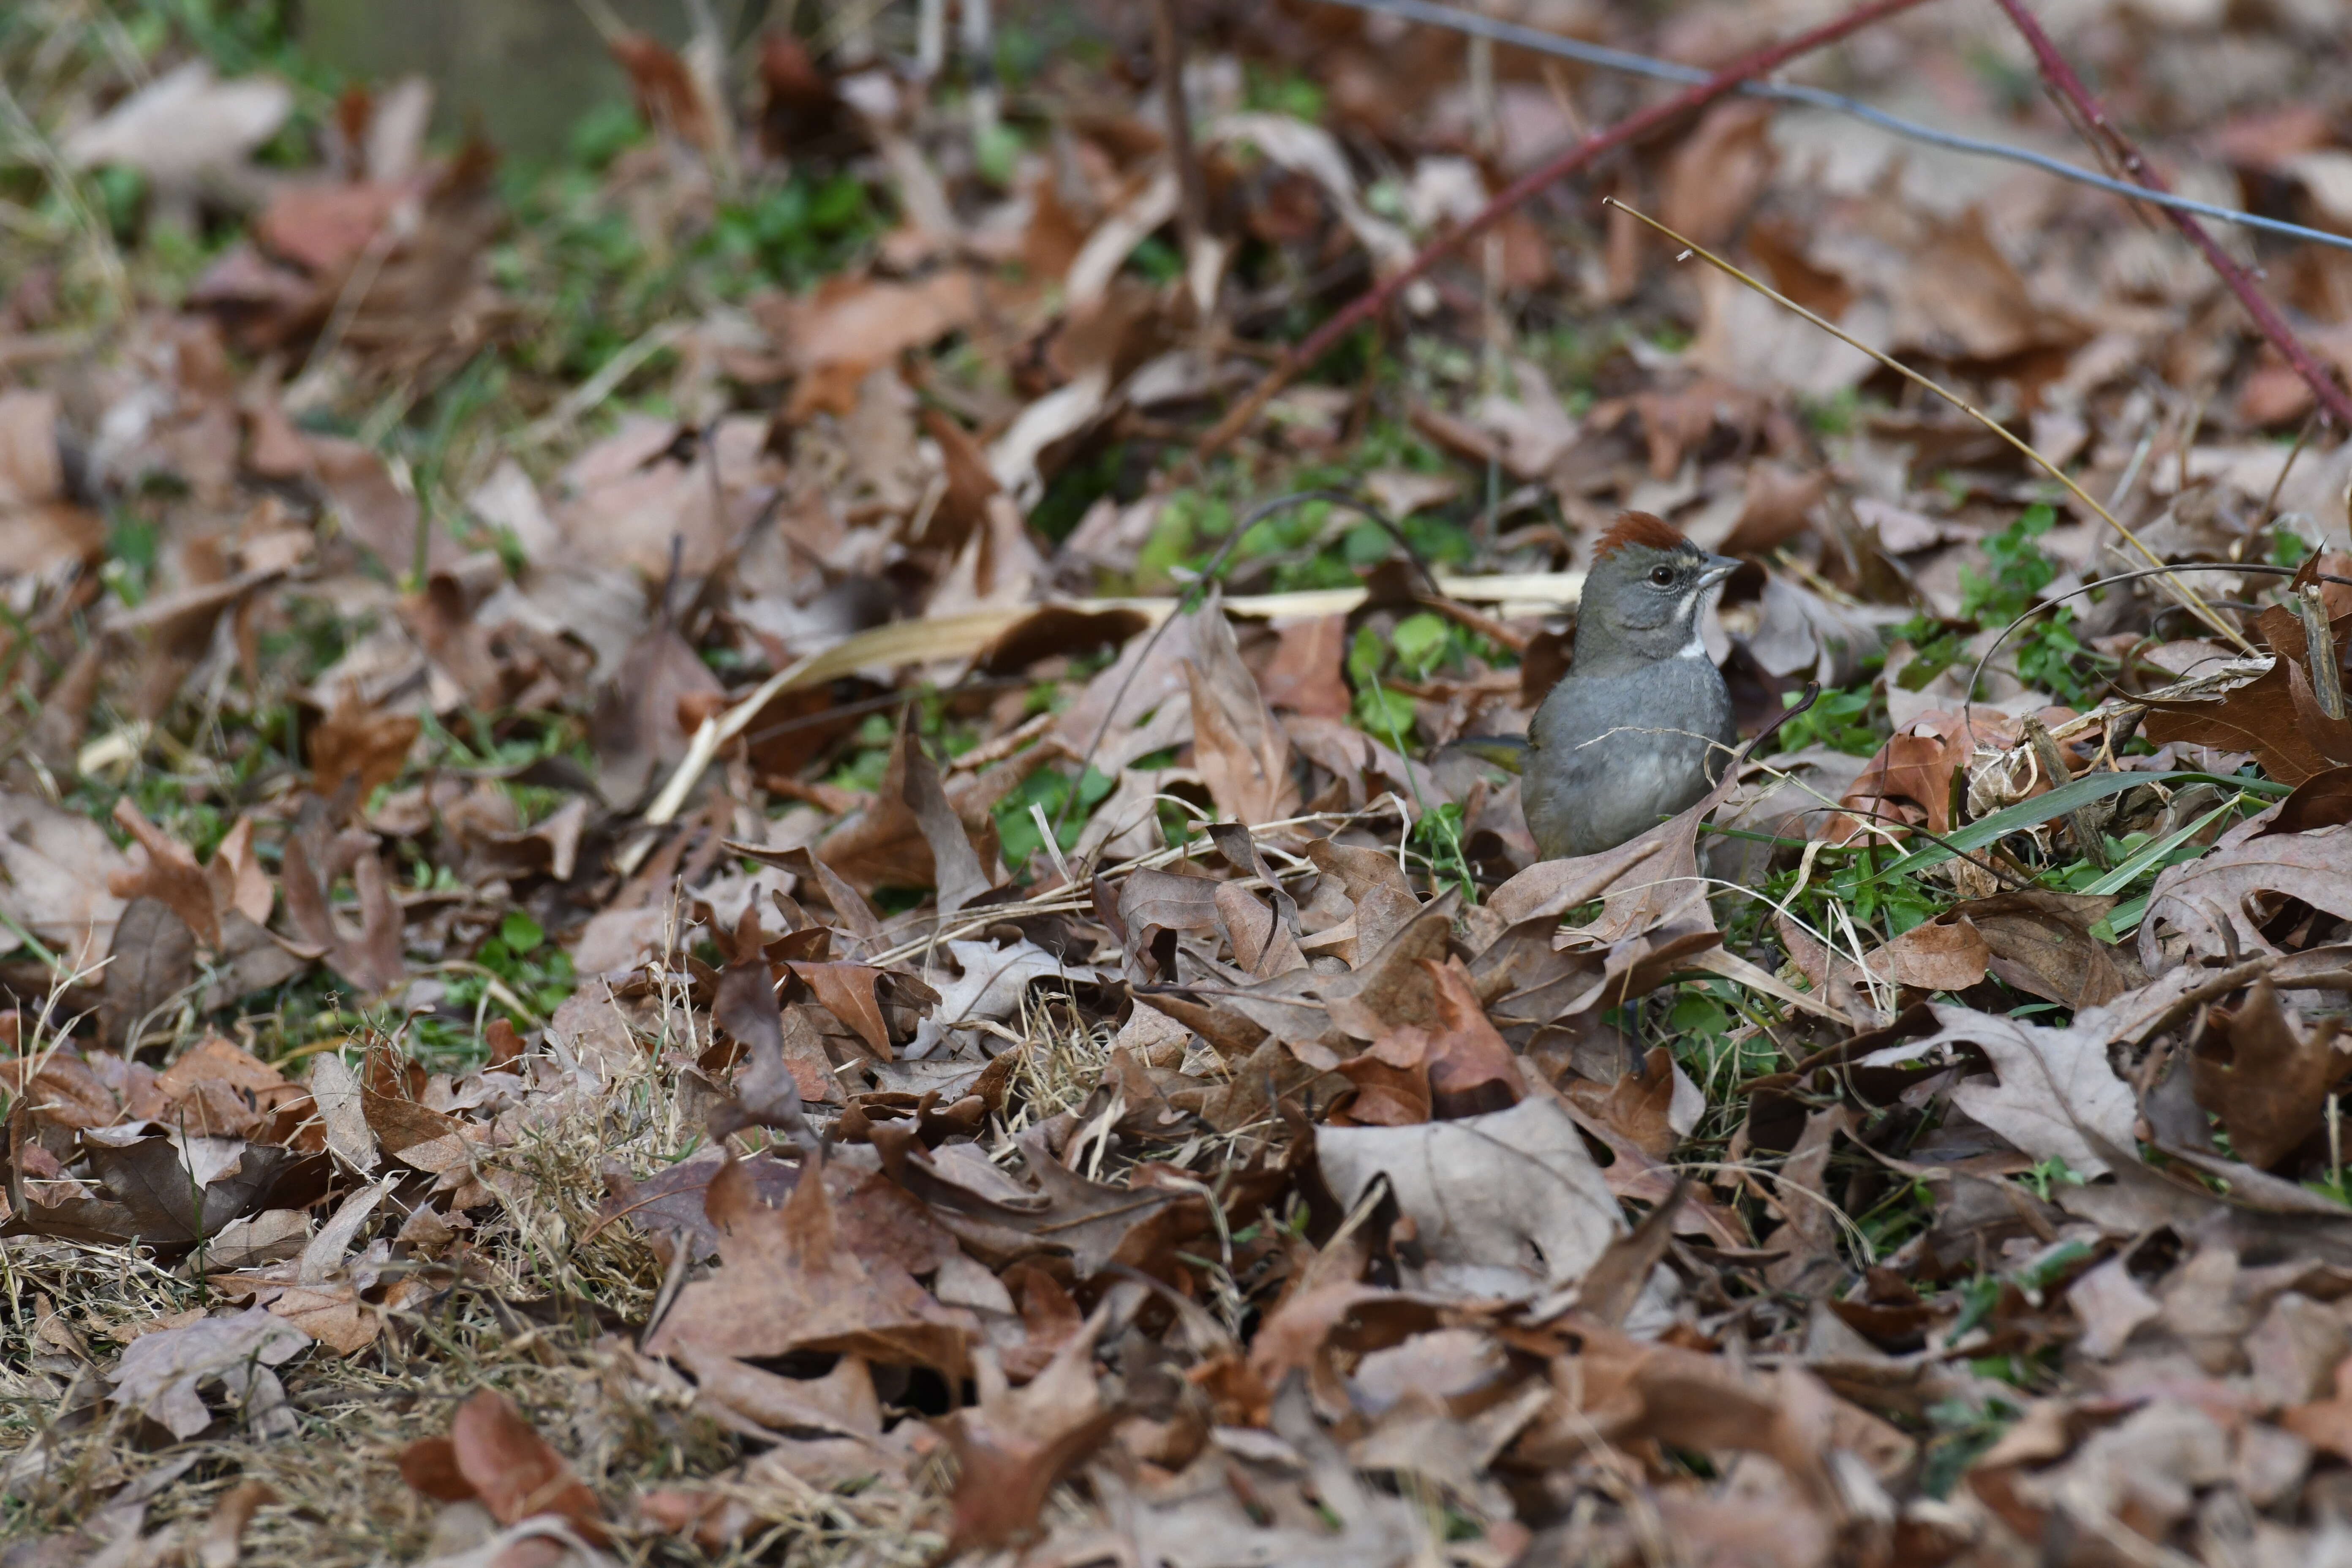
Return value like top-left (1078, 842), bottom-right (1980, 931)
top-left (1308, 0), bottom-right (2352, 258)
top-left (1191, 0), bottom-right (1936, 461)
top-left (1990, 0), bottom-right (2352, 429)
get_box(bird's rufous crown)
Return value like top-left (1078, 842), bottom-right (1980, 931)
top-left (1592, 510), bottom-right (1693, 560)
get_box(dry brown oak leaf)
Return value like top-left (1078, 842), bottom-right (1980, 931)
top-left (643, 1149), bottom-right (976, 1375)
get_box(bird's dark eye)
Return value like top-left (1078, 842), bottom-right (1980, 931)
top-left (1649, 566), bottom-right (1676, 586)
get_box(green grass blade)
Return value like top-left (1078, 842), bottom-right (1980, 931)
top-left (1865, 770), bottom-right (2285, 884)
top-left (2080, 793), bottom-right (2246, 897)
top-left (2092, 893), bottom-right (2151, 943)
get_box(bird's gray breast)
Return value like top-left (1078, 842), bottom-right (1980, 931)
top-left (1521, 658), bottom-right (1735, 859)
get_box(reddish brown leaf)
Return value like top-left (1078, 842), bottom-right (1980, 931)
top-left (205, 816), bottom-right (273, 929)
top-left (708, 909), bottom-right (814, 1146)
top-left (256, 179), bottom-right (400, 274)
top-left (1332, 1033), bottom-right (1435, 1127)
top-left (1185, 593), bottom-right (1300, 828)
top-left (1560, 1045), bottom-right (1691, 1160)
top-left (2144, 603), bottom-right (2352, 788)
top-left (399, 1437), bottom-right (471, 1502)
top-left (1258, 614), bottom-right (1352, 720)
top-left (1869, 915), bottom-right (1990, 991)
top-left (643, 1152), bottom-right (975, 1374)
top-left (815, 716), bottom-right (995, 908)
top-left (610, 30), bottom-right (718, 150)
top-left (307, 695), bottom-right (419, 801)
top-left (2256, 764), bottom-right (2352, 838)
top-left (2191, 978), bottom-right (2349, 1169)
top-left (441, 1391), bottom-right (607, 1542)
top-left (1354, 958), bottom-right (1525, 1121)
top-left (280, 831), bottom-right (406, 994)
top-left (109, 798), bottom-right (220, 948)
top-left (940, 1308), bottom-right (1120, 1554)
top-left (790, 961), bottom-right (899, 1062)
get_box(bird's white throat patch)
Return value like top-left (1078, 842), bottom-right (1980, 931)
top-left (1677, 629), bottom-right (1708, 659)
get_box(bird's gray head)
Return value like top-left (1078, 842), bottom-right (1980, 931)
top-left (1574, 512), bottom-right (1740, 672)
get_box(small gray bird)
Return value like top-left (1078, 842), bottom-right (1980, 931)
top-left (1515, 512), bottom-right (1740, 860)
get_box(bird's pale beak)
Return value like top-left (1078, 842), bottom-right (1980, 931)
top-left (1697, 554), bottom-right (1741, 590)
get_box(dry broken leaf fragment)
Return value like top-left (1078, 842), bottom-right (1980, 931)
top-left (1489, 756), bottom-right (1737, 945)
top-left (790, 960), bottom-right (933, 1062)
top-left (816, 715), bottom-right (996, 909)
top-left (671, 1339), bottom-right (889, 1454)
top-left (1357, 958), bottom-right (1524, 1120)
top-left (754, 267), bottom-right (985, 381)
top-left (2143, 601), bottom-right (2352, 784)
top-left (706, 916), bottom-right (815, 1148)
top-left (1331, 1035), bottom-right (1435, 1126)
top-left (254, 176), bottom-right (407, 275)
top-left (1954, 890), bottom-right (2133, 1009)
top-left (939, 1307), bottom-right (1120, 1554)
top-left (1862, 890), bottom-right (2131, 1009)
top-left (2139, 822), bottom-right (2352, 976)
top-left (1867, 913), bottom-right (1992, 992)
top-left (280, 823), bottom-right (406, 995)
top-left (868, 1125), bottom-right (1209, 1283)
top-left (1816, 708), bottom-right (2046, 847)
top-left (1315, 1093), bottom-right (1620, 1299)
top-left (109, 799), bottom-right (229, 949)
top-left (644, 1149), bottom-right (975, 1374)
top-left (107, 1304), bottom-right (307, 1440)
top-left (1001, 1140), bottom-right (1211, 1285)
top-left (1318, 897), bottom-right (1457, 1043)
top-left (1185, 591), bottom-right (1301, 828)
top-left (607, 1148), bottom-right (956, 1283)
top-left (1557, 1045), bottom-right (1701, 1160)
top-left (1861, 1004), bottom-right (2137, 1176)
top-left (2191, 978), bottom-right (2350, 1169)
top-left (400, 1390), bottom-right (607, 1544)
top-left (308, 694), bottom-right (421, 800)
top-left (152, 1034), bottom-right (306, 1141)
top-left (1517, 1318), bottom-right (1907, 1504)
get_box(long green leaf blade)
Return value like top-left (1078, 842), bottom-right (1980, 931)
top-left (1865, 769), bottom-right (2285, 884)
